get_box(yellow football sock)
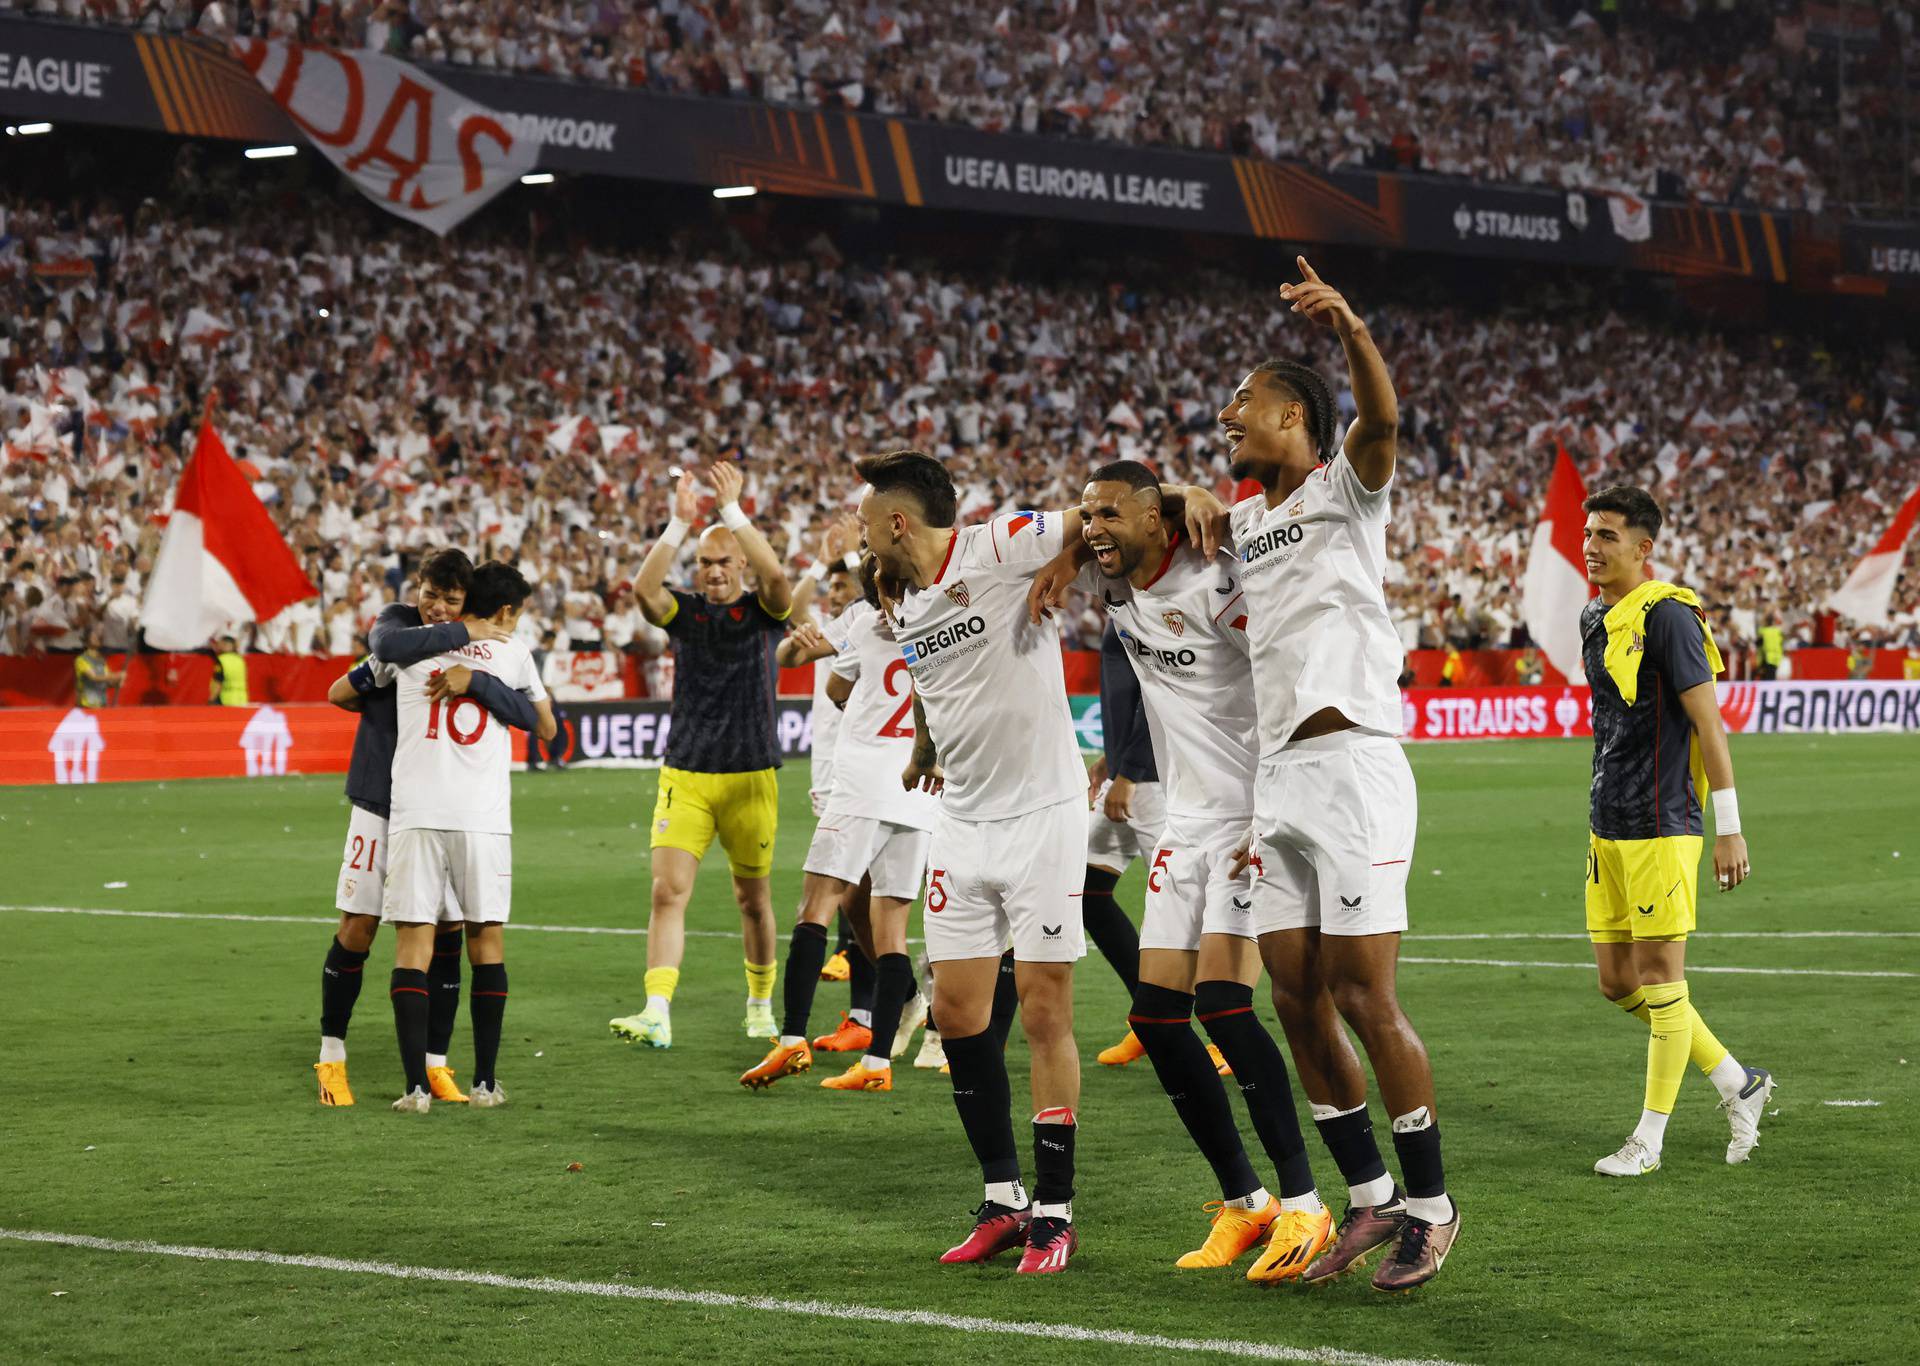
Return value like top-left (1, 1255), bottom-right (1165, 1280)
top-left (644, 966), bottom-right (680, 1003)
top-left (1641, 980), bottom-right (1692, 1115)
top-left (1616, 985), bottom-right (1729, 1073)
top-left (744, 960), bottom-right (776, 1002)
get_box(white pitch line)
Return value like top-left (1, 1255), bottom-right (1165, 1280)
top-left (1402, 955), bottom-right (1917, 980)
top-left (0, 1228), bottom-right (1466, 1366)
top-left (5, 907), bottom-right (1912, 974)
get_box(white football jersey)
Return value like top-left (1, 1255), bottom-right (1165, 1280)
top-left (381, 637), bottom-right (547, 835)
top-left (891, 512), bottom-right (1083, 822)
top-left (1080, 535), bottom-right (1256, 819)
top-left (1228, 453), bottom-right (1404, 755)
top-left (809, 602), bottom-right (856, 800)
top-left (824, 601), bottom-right (938, 831)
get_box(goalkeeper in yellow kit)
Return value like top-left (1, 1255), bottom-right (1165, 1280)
top-left (1577, 485), bottom-right (1774, 1176)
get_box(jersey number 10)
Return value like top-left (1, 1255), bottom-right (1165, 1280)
top-left (425, 694), bottom-right (489, 747)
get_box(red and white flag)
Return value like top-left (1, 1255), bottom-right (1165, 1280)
top-left (232, 39), bottom-right (538, 237)
top-left (140, 416), bottom-right (316, 650)
top-left (1521, 442), bottom-right (1595, 682)
top-left (179, 307), bottom-right (234, 349)
top-left (1826, 482), bottom-right (1920, 627)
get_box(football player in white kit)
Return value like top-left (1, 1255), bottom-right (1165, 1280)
top-left (380, 562), bottom-right (556, 1113)
top-left (742, 557), bottom-right (935, 1093)
top-left (1057, 460), bottom-right (1335, 1280)
top-left (1180, 258), bottom-right (1458, 1291)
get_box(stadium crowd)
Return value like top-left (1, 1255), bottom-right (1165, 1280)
top-left (9, 0), bottom-right (1913, 213)
top-left (2, 184), bottom-right (1916, 666)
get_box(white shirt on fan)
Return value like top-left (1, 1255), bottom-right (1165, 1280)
top-left (891, 512), bottom-right (1084, 823)
top-left (825, 600), bottom-right (938, 831)
top-left (1079, 535), bottom-right (1256, 820)
top-left (1227, 452), bottom-right (1405, 755)
top-left (373, 636), bottom-right (548, 836)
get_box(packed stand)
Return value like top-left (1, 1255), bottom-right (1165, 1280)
top-left (2, 186), bottom-right (1915, 669)
top-left (11, 0), bottom-right (1909, 213)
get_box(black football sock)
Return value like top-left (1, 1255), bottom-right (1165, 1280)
top-left (1082, 867), bottom-right (1139, 995)
top-left (1131, 983), bottom-right (1261, 1201)
top-left (1313, 1105), bottom-right (1391, 1197)
top-left (781, 922), bottom-right (829, 1039)
top-left (1032, 1109), bottom-right (1078, 1209)
top-left (989, 949), bottom-right (1019, 1047)
top-left (469, 962), bottom-right (508, 1088)
top-left (1391, 1117), bottom-right (1447, 1206)
top-left (847, 942), bottom-right (876, 1019)
top-left (834, 916), bottom-right (854, 954)
top-left (427, 927), bottom-right (464, 1057)
top-left (389, 968), bottom-right (430, 1095)
top-left (320, 937), bottom-right (370, 1040)
top-left (1197, 980), bottom-right (1316, 1200)
top-left (867, 952), bottom-right (914, 1061)
top-left (942, 1030), bottom-right (1021, 1187)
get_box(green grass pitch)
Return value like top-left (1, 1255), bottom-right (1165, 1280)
top-left (1, 736), bottom-right (1915, 1365)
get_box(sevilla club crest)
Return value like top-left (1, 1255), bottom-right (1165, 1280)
top-left (1162, 610), bottom-right (1185, 637)
top-left (945, 580), bottom-right (971, 609)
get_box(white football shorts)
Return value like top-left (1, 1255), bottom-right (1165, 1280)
top-left (804, 813), bottom-right (932, 903)
top-left (1085, 778), bottom-right (1167, 874)
top-left (336, 805), bottom-right (460, 923)
top-left (1251, 731), bottom-right (1416, 937)
top-left (924, 797), bottom-right (1086, 964)
top-left (1139, 811), bottom-right (1259, 951)
top-left (381, 827), bottom-right (512, 926)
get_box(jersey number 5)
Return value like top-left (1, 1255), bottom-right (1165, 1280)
top-left (1148, 848), bottom-right (1172, 893)
top-left (878, 658), bottom-right (915, 739)
top-left (426, 694), bottom-right (488, 746)
top-left (926, 868), bottom-right (948, 913)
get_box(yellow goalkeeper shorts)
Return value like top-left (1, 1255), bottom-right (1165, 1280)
top-left (1585, 832), bottom-right (1702, 943)
top-left (651, 766), bottom-right (779, 879)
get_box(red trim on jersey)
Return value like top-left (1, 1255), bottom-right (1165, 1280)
top-left (1211, 591), bottom-right (1245, 624)
top-left (1139, 532), bottom-right (1182, 591)
top-left (933, 529), bottom-right (960, 584)
top-left (1371, 859), bottom-right (1407, 868)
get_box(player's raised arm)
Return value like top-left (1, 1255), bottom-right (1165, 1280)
top-left (1677, 682), bottom-right (1750, 892)
top-left (635, 469), bottom-right (702, 627)
top-left (775, 620), bottom-right (837, 667)
top-left (1282, 256), bottom-right (1398, 492)
top-left (707, 461), bottom-right (793, 619)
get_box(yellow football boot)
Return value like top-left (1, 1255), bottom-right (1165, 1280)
top-left (1098, 1028), bottom-right (1146, 1066)
top-left (820, 1061), bottom-right (892, 1092)
top-left (1209, 1043), bottom-right (1234, 1077)
top-left (426, 1065), bottom-right (469, 1103)
top-left (820, 950), bottom-right (851, 982)
top-left (1176, 1197), bottom-right (1281, 1269)
top-left (739, 1040), bottom-right (813, 1090)
top-left (314, 1060), bottom-right (354, 1107)
top-left (1247, 1206), bottom-right (1335, 1284)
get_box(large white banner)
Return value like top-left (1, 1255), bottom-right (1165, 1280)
top-left (232, 40), bottom-right (538, 235)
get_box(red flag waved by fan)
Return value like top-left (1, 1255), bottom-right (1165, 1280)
top-left (140, 413), bottom-right (316, 650)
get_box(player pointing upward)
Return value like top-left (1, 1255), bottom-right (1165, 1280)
top-left (1174, 257), bottom-right (1458, 1291)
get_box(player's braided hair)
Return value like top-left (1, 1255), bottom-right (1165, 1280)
top-left (1251, 360), bottom-right (1337, 462)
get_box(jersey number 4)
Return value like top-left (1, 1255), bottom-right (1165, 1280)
top-left (425, 694), bottom-right (488, 746)
top-left (878, 659), bottom-right (915, 739)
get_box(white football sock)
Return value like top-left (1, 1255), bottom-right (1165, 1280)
top-left (1280, 1190), bottom-right (1325, 1214)
top-left (1350, 1174), bottom-right (1396, 1209)
top-left (1033, 1201), bottom-right (1072, 1221)
top-left (319, 1036), bottom-right (346, 1064)
top-left (779, 1034), bottom-right (806, 1048)
top-left (425, 1053), bottom-right (447, 1071)
top-left (860, 1053), bottom-right (889, 1071)
top-left (850, 1007), bottom-right (873, 1027)
top-left (1708, 1054), bottom-right (1747, 1102)
top-left (746, 996), bottom-right (770, 1009)
top-left (1226, 1186), bottom-right (1271, 1211)
top-left (1405, 1192), bottom-right (1454, 1225)
top-left (985, 1179), bottom-right (1029, 1210)
top-left (1631, 1107), bottom-right (1671, 1151)
top-left (645, 994), bottom-right (671, 1014)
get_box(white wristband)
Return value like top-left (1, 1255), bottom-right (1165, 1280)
top-left (1711, 788), bottom-right (1740, 836)
top-left (841, 551), bottom-right (862, 571)
top-left (802, 559), bottom-right (829, 583)
top-left (660, 517), bottom-right (691, 550)
top-left (719, 502), bottom-right (751, 532)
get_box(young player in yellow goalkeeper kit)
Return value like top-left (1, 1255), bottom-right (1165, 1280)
top-left (1577, 485), bottom-right (1774, 1176)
